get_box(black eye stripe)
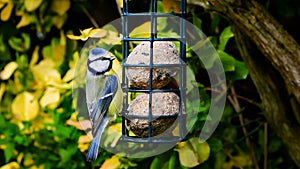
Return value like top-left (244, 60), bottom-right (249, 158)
top-left (89, 57), bottom-right (111, 62)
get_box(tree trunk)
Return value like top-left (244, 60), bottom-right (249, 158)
top-left (190, 0), bottom-right (300, 167)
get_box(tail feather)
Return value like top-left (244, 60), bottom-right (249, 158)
top-left (86, 117), bottom-right (111, 162)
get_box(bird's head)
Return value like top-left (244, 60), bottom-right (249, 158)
top-left (87, 48), bottom-right (115, 76)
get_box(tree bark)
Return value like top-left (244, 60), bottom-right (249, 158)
top-left (190, 0), bottom-right (300, 167)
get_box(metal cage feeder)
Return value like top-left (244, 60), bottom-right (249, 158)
top-left (121, 0), bottom-right (187, 143)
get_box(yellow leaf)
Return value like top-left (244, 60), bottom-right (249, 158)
top-left (14, 71), bottom-right (24, 93)
top-left (0, 83), bottom-right (5, 101)
top-left (81, 27), bottom-right (93, 35)
top-left (16, 13), bottom-right (32, 28)
top-left (31, 59), bottom-right (61, 87)
top-left (53, 45), bottom-right (65, 65)
top-left (0, 162), bottom-right (20, 169)
top-left (89, 28), bottom-right (107, 38)
top-left (77, 135), bottom-right (91, 152)
top-left (101, 30), bottom-right (122, 45)
top-left (100, 155), bottom-right (121, 169)
top-left (0, 61), bottom-right (18, 80)
top-left (29, 46), bottom-right (39, 68)
top-left (66, 34), bottom-right (85, 40)
top-left (24, 0), bottom-right (42, 12)
top-left (189, 138), bottom-right (210, 163)
top-left (177, 143), bottom-right (200, 168)
top-left (11, 92), bottom-right (39, 121)
top-left (112, 59), bottom-right (122, 80)
top-left (23, 153), bottom-right (34, 167)
top-left (62, 67), bottom-right (74, 82)
top-left (107, 123), bottom-right (122, 134)
top-left (78, 135), bottom-right (91, 143)
top-left (177, 138), bottom-right (210, 168)
top-left (40, 87), bottom-right (60, 107)
top-left (69, 51), bottom-right (79, 68)
top-left (52, 14), bottom-right (67, 29)
top-left (67, 28), bottom-right (92, 41)
top-left (1, 3), bottom-right (13, 21)
top-left (129, 22), bottom-right (151, 38)
top-left (0, 1), bottom-right (7, 10)
top-left (51, 0), bottom-right (70, 16)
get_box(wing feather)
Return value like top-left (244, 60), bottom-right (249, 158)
top-left (89, 75), bottom-right (118, 136)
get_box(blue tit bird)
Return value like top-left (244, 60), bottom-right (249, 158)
top-left (85, 47), bottom-right (123, 162)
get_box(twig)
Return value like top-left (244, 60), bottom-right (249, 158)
top-left (204, 87), bottom-right (261, 107)
top-left (227, 86), bottom-right (260, 169)
top-left (115, 0), bottom-right (122, 17)
top-left (79, 3), bottom-right (99, 28)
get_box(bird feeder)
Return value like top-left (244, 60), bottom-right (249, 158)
top-left (121, 0), bottom-right (188, 143)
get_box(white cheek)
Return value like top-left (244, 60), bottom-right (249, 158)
top-left (89, 60), bottom-right (110, 73)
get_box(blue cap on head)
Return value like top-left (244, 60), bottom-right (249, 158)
top-left (91, 48), bottom-right (107, 56)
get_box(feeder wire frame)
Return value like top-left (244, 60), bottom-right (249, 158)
top-left (121, 0), bottom-right (187, 143)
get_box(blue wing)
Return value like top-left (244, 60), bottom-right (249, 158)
top-left (90, 75), bottom-right (118, 136)
top-left (86, 75), bottom-right (118, 161)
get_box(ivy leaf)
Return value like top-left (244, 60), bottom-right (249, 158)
top-left (218, 26), bottom-right (234, 51)
top-left (217, 50), bottom-right (235, 72)
top-left (226, 60), bottom-right (249, 80)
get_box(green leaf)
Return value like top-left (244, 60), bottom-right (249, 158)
top-left (192, 15), bottom-right (202, 30)
top-left (217, 50), bottom-right (235, 72)
top-left (226, 60), bottom-right (249, 80)
top-left (4, 142), bottom-right (14, 163)
top-left (207, 138), bottom-right (223, 154)
top-left (150, 151), bottom-right (171, 169)
top-left (218, 26), bottom-right (234, 51)
top-left (8, 33), bottom-right (31, 52)
top-left (58, 145), bottom-right (77, 166)
top-left (269, 138), bottom-right (282, 153)
top-left (168, 153), bottom-right (177, 169)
